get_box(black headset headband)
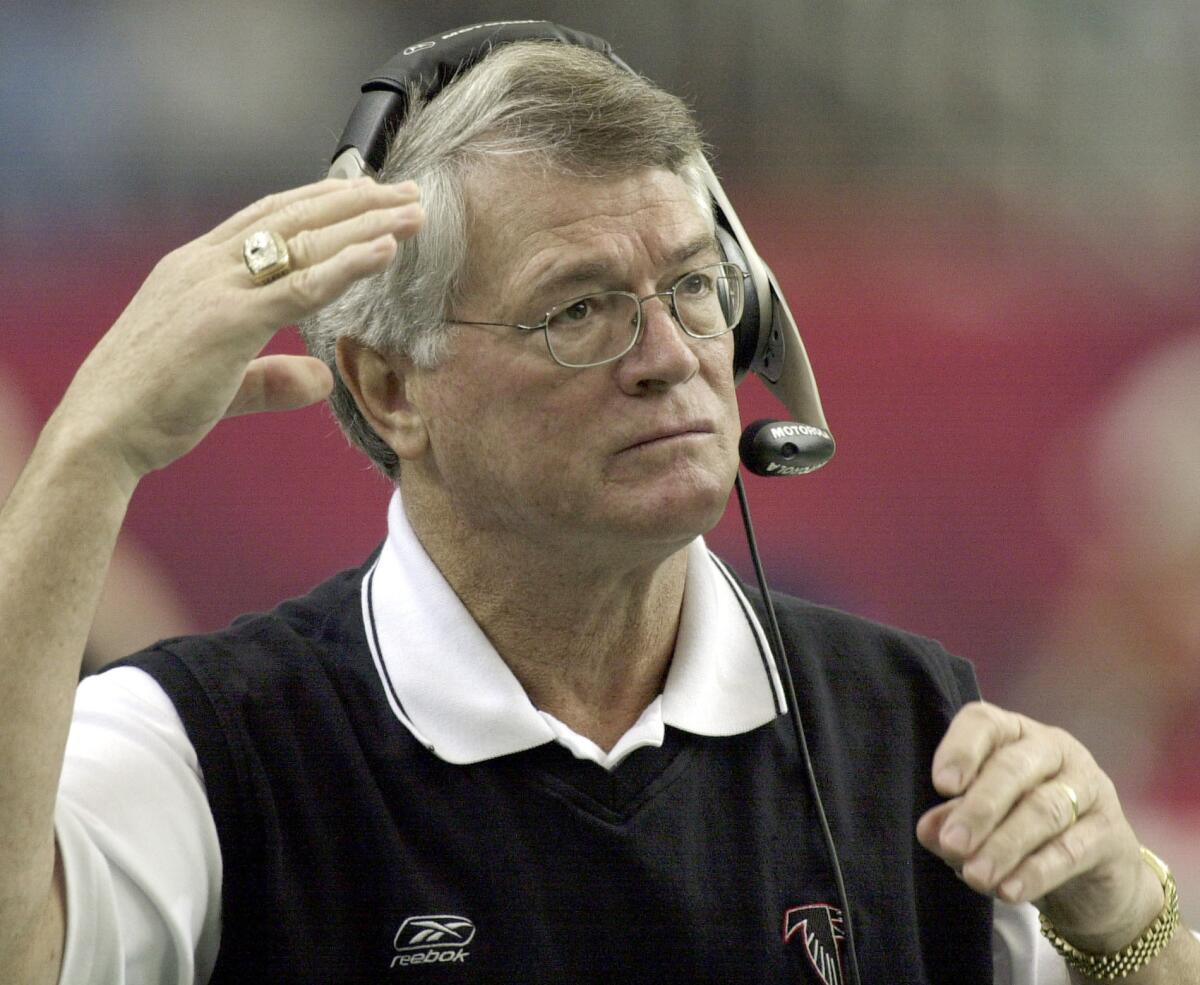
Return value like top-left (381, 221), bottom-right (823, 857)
top-left (336, 22), bottom-right (626, 175)
top-left (328, 20), bottom-right (834, 475)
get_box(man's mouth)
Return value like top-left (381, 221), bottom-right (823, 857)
top-left (618, 422), bottom-right (714, 454)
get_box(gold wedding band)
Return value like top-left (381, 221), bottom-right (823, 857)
top-left (242, 229), bottom-right (291, 286)
top-left (1055, 781), bottom-right (1080, 828)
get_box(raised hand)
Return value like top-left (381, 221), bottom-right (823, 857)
top-left (51, 176), bottom-right (422, 481)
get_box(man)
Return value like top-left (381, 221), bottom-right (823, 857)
top-left (0, 36), bottom-right (1195, 985)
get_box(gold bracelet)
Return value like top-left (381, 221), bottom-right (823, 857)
top-left (1039, 847), bottom-right (1181, 981)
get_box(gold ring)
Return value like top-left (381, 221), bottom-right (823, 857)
top-left (1055, 781), bottom-right (1080, 828)
top-left (242, 229), bottom-right (291, 286)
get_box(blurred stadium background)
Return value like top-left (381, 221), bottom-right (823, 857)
top-left (3, 1), bottom-right (1198, 902)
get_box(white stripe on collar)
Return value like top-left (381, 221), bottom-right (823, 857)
top-left (362, 490), bottom-right (785, 767)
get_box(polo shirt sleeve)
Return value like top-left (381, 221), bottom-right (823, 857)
top-left (992, 900), bottom-right (1070, 984)
top-left (55, 667), bottom-right (221, 985)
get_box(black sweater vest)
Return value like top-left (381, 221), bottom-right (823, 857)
top-left (118, 556), bottom-right (993, 984)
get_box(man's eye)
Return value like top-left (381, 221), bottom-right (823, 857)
top-left (678, 272), bottom-right (713, 296)
top-left (548, 297), bottom-right (599, 331)
top-left (562, 300), bottom-right (592, 321)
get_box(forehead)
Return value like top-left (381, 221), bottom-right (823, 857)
top-left (461, 164), bottom-right (714, 309)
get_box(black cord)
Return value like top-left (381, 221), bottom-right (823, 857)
top-left (734, 472), bottom-right (863, 985)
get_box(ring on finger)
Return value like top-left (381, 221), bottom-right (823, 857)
top-left (1053, 780), bottom-right (1080, 828)
top-left (243, 229), bottom-right (292, 286)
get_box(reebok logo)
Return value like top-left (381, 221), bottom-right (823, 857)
top-left (391, 915), bottom-right (475, 969)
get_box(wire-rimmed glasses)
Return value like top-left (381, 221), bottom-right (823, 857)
top-left (447, 262), bottom-right (748, 368)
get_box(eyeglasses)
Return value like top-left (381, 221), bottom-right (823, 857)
top-left (447, 262), bottom-right (748, 368)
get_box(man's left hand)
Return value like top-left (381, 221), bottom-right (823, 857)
top-left (916, 701), bottom-right (1164, 953)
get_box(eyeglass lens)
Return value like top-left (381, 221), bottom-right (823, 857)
top-left (545, 263), bottom-right (744, 367)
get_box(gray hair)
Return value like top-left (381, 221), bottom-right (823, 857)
top-left (300, 41), bottom-right (712, 478)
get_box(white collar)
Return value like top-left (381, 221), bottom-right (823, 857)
top-left (362, 490), bottom-right (785, 768)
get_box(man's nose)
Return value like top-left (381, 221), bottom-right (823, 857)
top-left (614, 294), bottom-right (699, 394)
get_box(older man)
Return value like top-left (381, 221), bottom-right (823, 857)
top-left (0, 35), bottom-right (1195, 985)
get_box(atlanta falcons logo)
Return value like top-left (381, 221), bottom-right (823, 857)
top-left (783, 903), bottom-right (845, 985)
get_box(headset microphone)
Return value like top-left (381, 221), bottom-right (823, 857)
top-left (738, 419), bottom-right (836, 476)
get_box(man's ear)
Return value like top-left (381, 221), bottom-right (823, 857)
top-left (335, 337), bottom-right (429, 461)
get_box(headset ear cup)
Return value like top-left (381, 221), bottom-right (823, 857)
top-left (715, 224), bottom-right (760, 380)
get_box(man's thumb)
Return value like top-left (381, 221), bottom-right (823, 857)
top-left (226, 355), bottom-right (333, 417)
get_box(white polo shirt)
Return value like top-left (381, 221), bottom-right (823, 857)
top-left (55, 491), bottom-right (1067, 984)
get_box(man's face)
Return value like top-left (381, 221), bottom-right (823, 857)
top-left (402, 164), bottom-right (742, 561)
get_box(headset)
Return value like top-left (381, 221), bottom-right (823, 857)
top-left (326, 21), bottom-right (860, 985)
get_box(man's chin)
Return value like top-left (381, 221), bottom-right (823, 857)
top-left (599, 471), bottom-right (734, 542)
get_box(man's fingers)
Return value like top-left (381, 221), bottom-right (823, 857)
top-left (963, 780), bottom-right (1095, 901)
top-left (284, 202), bottom-right (423, 273)
top-left (223, 178), bottom-right (422, 255)
top-left (923, 803), bottom-right (1102, 905)
top-left (214, 180), bottom-right (421, 313)
top-left (930, 701), bottom-right (1025, 796)
top-left (915, 799), bottom-right (958, 861)
top-left (992, 811), bottom-right (1107, 904)
top-left (259, 232), bottom-right (402, 326)
top-left (917, 780), bottom-right (1095, 899)
top-left (951, 777), bottom-right (1089, 891)
top-left (225, 355), bottom-right (334, 418)
top-left (934, 735), bottom-right (1067, 856)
